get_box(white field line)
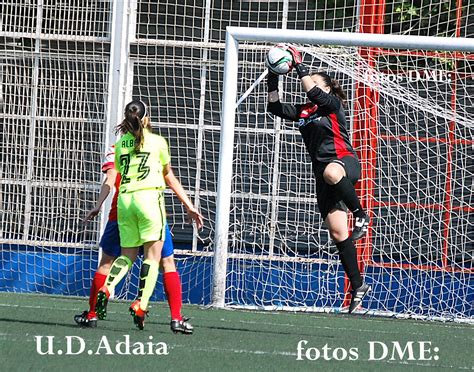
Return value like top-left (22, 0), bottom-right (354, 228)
top-left (0, 302), bottom-right (121, 315)
top-left (1, 301), bottom-right (472, 345)
top-left (217, 318), bottom-right (474, 339)
top-left (1, 301), bottom-right (473, 337)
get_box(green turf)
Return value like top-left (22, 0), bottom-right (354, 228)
top-left (0, 293), bottom-right (472, 371)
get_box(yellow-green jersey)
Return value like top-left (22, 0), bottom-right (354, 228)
top-left (114, 130), bottom-right (170, 194)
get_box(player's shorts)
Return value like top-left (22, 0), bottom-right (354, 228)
top-left (99, 220), bottom-right (174, 258)
top-left (313, 155), bottom-right (361, 220)
top-left (117, 189), bottom-right (167, 248)
top-left (99, 220), bottom-right (121, 257)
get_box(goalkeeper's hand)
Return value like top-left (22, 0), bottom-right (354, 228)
top-left (287, 45), bottom-right (303, 66)
top-left (287, 45), bottom-right (309, 79)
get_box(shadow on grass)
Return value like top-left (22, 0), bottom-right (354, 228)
top-left (0, 317), bottom-right (83, 329)
top-left (146, 319), bottom-right (336, 339)
top-left (0, 317), bottom-right (137, 333)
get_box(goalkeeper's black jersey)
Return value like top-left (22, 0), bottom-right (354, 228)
top-left (267, 86), bottom-right (357, 164)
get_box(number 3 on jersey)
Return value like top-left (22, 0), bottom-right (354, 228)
top-left (119, 152), bottom-right (151, 184)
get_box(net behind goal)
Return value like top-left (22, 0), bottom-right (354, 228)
top-left (212, 28), bottom-right (473, 321)
top-left (1, 1), bottom-right (472, 323)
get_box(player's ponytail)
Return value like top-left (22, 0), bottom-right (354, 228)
top-left (116, 100), bottom-right (149, 152)
top-left (330, 78), bottom-right (347, 106)
top-left (312, 72), bottom-right (347, 106)
top-left (124, 109), bottom-right (144, 152)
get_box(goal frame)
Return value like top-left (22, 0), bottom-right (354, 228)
top-left (212, 26), bottom-right (474, 308)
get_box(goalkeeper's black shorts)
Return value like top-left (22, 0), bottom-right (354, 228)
top-left (313, 155), bottom-right (361, 220)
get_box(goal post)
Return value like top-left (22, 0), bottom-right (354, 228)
top-left (213, 27), bottom-right (474, 321)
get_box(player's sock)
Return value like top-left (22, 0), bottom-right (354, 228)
top-left (88, 272), bottom-right (107, 318)
top-left (336, 238), bottom-right (363, 290)
top-left (163, 271), bottom-right (183, 321)
top-left (137, 259), bottom-right (159, 311)
top-left (104, 255), bottom-right (133, 292)
top-left (331, 176), bottom-right (365, 218)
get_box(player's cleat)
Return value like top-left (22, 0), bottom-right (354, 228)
top-left (170, 317), bottom-right (194, 335)
top-left (129, 300), bottom-right (148, 330)
top-left (74, 310), bottom-right (97, 328)
top-left (351, 214), bottom-right (370, 241)
top-left (95, 286), bottom-right (110, 320)
top-left (348, 283), bottom-right (371, 314)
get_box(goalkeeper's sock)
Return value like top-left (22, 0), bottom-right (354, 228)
top-left (88, 272), bottom-right (107, 318)
top-left (104, 255), bottom-right (133, 292)
top-left (331, 176), bottom-right (366, 218)
top-left (163, 271), bottom-right (183, 321)
top-left (336, 238), bottom-right (363, 290)
top-left (137, 259), bottom-right (159, 311)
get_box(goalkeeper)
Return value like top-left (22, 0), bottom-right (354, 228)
top-left (95, 100), bottom-right (203, 332)
top-left (266, 46), bottom-right (370, 313)
top-left (75, 146), bottom-right (190, 333)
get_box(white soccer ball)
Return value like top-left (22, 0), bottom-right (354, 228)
top-left (265, 46), bottom-right (293, 75)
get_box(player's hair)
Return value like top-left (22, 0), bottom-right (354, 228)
top-left (312, 72), bottom-right (347, 106)
top-left (116, 100), bottom-right (148, 152)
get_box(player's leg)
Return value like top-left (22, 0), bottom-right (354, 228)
top-left (323, 159), bottom-right (369, 240)
top-left (97, 192), bottom-right (140, 316)
top-left (96, 247), bottom-right (138, 319)
top-left (325, 209), bottom-right (370, 313)
top-left (129, 240), bottom-right (162, 330)
top-left (91, 220), bottom-right (121, 320)
top-left (161, 256), bottom-right (179, 319)
top-left (88, 253), bottom-right (114, 318)
top-left (325, 209), bottom-right (361, 288)
top-left (162, 256), bottom-right (194, 334)
top-left (317, 169), bottom-right (370, 314)
top-left (160, 224), bottom-right (193, 334)
top-left (128, 190), bottom-right (165, 330)
top-left (74, 220), bottom-right (121, 327)
top-left (73, 253), bottom-right (113, 327)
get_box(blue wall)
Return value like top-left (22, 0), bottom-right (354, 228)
top-left (0, 245), bottom-right (472, 318)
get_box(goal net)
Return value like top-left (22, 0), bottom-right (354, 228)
top-left (0, 1), bottom-right (111, 295)
top-left (1, 1), bottom-right (472, 323)
top-left (213, 31), bottom-right (473, 321)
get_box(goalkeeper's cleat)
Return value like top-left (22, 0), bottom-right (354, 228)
top-left (129, 300), bottom-right (148, 330)
top-left (170, 317), bottom-right (194, 335)
top-left (351, 214), bottom-right (370, 241)
top-left (95, 286), bottom-right (110, 320)
top-left (348, 283), bottom-right (371, 314)
top-left (74, 310), bottom-right (97, 328)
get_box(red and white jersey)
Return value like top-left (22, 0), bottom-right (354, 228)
top-left (101, 145), bottom-right (121, 222)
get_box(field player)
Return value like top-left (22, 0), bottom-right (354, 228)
top-left (95, 100), bottom-right (203, 331)
top-left (74, 147), bottom-right (175, 329)
top-left (266, 46), bottom-right (371, 313)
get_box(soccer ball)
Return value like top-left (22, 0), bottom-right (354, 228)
top-left (265, 46), bottom-right (293, 75)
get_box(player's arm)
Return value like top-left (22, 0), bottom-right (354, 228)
top-left (163, 163), bottom-right (204, 230)
top-left (267, 71), bottom-right (302, 121)
top-left (83, 168), bottom-right (118, 223)
top-left (287, 46), bottom-right (340, 112)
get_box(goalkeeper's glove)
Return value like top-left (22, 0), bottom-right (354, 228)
top-left (287, 45), bottom-right (309, 79)
top-left (267, 71), bottom-right (279, 92)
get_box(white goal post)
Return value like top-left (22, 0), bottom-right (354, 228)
top-left (213, 27), bottom-right (474, 321)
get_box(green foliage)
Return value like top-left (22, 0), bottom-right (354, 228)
top-left (390, 0), bottom-right (459, 37)
top-left (395, 2), bottom-right (419, 21)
